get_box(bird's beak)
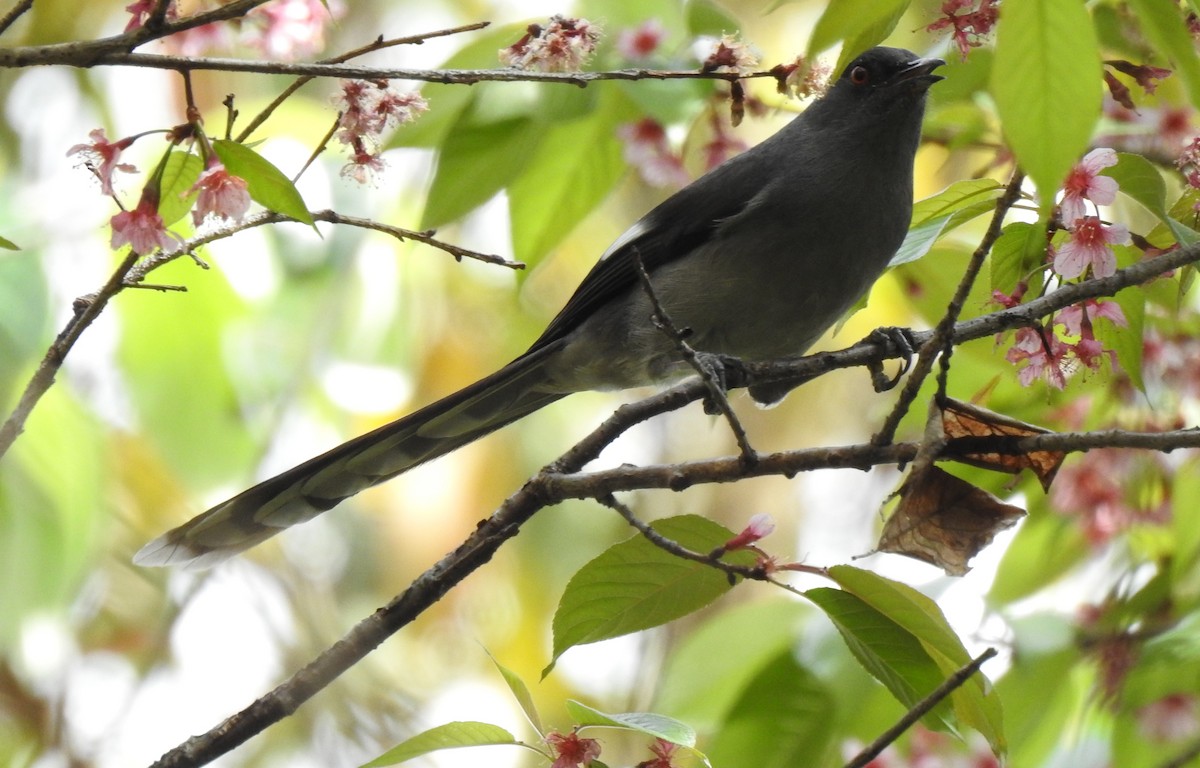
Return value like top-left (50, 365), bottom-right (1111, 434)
top-left (893, 56), bottom-right (946, 86)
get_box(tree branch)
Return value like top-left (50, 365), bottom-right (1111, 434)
top-left (844, 648), bottom-right (998, 768)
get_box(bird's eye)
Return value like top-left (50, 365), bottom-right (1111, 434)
top-left (850, 65), bottom-right (870, 85)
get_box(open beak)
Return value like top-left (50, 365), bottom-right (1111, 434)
top-left (893, 56), bottom-right (946, 86)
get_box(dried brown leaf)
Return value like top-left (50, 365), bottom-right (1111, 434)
top-left (879, 466), bottom-right (1026, 576)
top-left (941, 397), bottom-right (1065, 491)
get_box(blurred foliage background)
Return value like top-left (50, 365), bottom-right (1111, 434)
top-left (3, 0), bottom-right (1200, 766)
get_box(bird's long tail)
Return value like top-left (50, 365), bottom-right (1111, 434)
top-left (134, 343), bottom-right (567, 568)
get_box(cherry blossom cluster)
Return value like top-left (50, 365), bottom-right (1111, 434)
top-left (996, 148), bottom-right (1133, 389)
top-left (770, 56), bottom-right (832, 100)
top-left (124, 0), bottom-right (344, 60)
top-left (334, 80), bottom-right (429, 184)
top-left (498, 16), bottom-right (601, 73)
top-left (69, 128), bottom-right (250, 255)
top-left (545, 731), bottom-right (601, 768)
top-left (544, 731), bottom-right (682, 768)
top-left (1051, 448), bottom-right (1170, 545)
top-left (698, 33), bottom-right (761, 76)
top-left (925, 0), bottom-right (999, 61)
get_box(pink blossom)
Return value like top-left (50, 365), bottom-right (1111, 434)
top-left (699, 34), bottom-right (760, 75)
top-left (1053, 216), bottom-right (1129, 279)
top-left (639, 739), bottom-right (679, 768)
top-left (190, 160), bottom-right (250, 225)
top-left (340, 144), bottom-right (387, 185)
top-left (925, 0), bottom-right (999, 61)
top-left (722, 513), bottom-right (775, 551)
top-left (617, 119), bottom-right (690, 189)
top-left (546, 731), bottom-right (601, 768)
top-left (1059, 148), bottom-right (1119, 223)
top-left (1052, 450), bottom-right (1170, 545)
top-left (617, 19), bottom-right (665, 60)
top-left (335, 81), bottom-right (428, 145)
top-left (1137, 694), bottom-right (1200, 742)
top-left (246, 0), bottom-right (344, 60)
top-left (1006, 326), bottom-right (1069, 389)
top-left (67, 128), bottom-right (138, 196)
top-left (124, 0), bottom-right (176, 32)
top-left (110, 194), bottom-right (178, 255)
top-left (1058, 299), bottom-right (1126, 336)
top-left (773, 56), bottom-right (831, 100)
top-left (499, 16), bottom-right (601, 73)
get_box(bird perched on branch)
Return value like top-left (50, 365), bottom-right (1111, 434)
top-left (136, 46), bottom-right (943, 568)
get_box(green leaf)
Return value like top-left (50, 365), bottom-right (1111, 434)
top-left (158, 150), bottom-right (203, 227)
top-left (489, 655), bottom-right (543, 735)
top-left (990, 221), bottom-right (1047, 294)
top-left (1126, 0), bottom-right (1200, 110)
top-left (991, 0), bottom-right (1101, 211)
top-left (807, 0), bottom-right (909, 60)
top-left (565, 701), bottom-right (697, 747)
top-left (805, 587), bottom-right (957, 731)
top-left (0, 234), bottom-right (19, 250)
top-left (892, 179), bottom-right (1006, 266)
top-left (654, 598), bottom-right (809, 725)
top-left (1105, 152), bottom-right (1199, 246)
top-left (421, 111), bottom-right (544, 229)
top-left (1095, 248), bottom-right (1146, 392)
top-left (826, 565), bottom-right (1006, 753)
top-left (360, 722), bottom-right (519, 767)
top-left (705, 650), bottom-right (837, 768)
top-left (989, 509), bottom-right (1088, 605)
top-left (509, 88), bottom-right (636, 265)
top-left (546, 515), bottom-right (752, 675)
top-left (212, 139), bottom-right (313, 226)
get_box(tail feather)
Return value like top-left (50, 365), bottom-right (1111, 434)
top-left (134, 344), bottom-right (566, 568)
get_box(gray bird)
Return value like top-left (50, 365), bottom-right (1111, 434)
top-left (135, 46), bottom-right (943, 568)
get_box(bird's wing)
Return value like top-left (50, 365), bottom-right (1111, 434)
top-left (527, 151), bottom-right (772, 351)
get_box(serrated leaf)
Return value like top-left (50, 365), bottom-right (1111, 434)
top-left (360, 722), bottom-right (519, 767)
top-left (489, 654), bottom-right (543, 735)
top-left (158, 151), bottom-right (203, 227)
top-left (991, 0), bottom-right (1101, 211)
top-left (545, 515), bottom-right (752, 675)
top-left (805, 587), bottom-right (956, 731)
top-left (566, 701), bottom-right (697, 747)
top-left (0, 234), bottom-right (19, 250)
top-left (212, 139), bottom-right (312, 226)
top-left (892, 179), bottom-right (1006, 267)
top-left (826, 565), bottom-right (1006, 753)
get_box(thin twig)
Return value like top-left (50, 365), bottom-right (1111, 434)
top-left (0, 0), bottom-right (34, 37)
top-left (872, 170), bottom-right (1026, 447)
top-left (0, 252), bottom-right (138, 458)
top-left (629, 249), bottom-right (757, 463)
top-left (307, 210), bottom-right (519, 267)
top-left (234, 22), bottom-right (490, 143)
top-left (844, 648), bottom-right (998, 768)
top-left (598, 494), bottom-right (768, 583)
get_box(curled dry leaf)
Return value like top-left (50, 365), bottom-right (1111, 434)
top-left (878, 465), bottom-right (1026, 576)
top-left (941, 397), bottom-right (1064, 491)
